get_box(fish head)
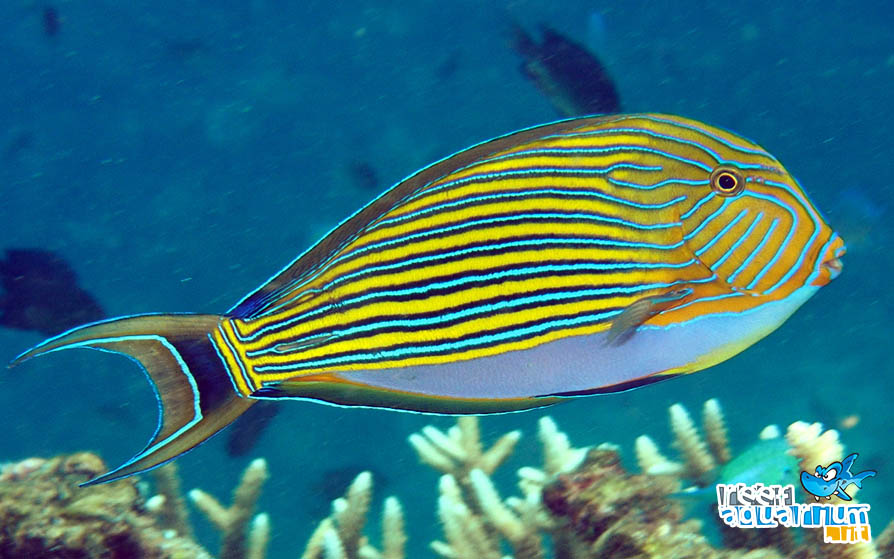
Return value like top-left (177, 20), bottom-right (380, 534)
top-left (672, 121), bottom-right (845, 296)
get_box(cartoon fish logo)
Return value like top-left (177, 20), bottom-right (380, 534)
top-left (800, 453), bottom-right (876, 501)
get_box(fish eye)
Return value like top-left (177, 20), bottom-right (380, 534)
top-left (823, 468), bottom-right (837, 481)
top-left (710, 166), bottom-right (745, 196)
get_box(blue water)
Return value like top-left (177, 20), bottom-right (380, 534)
top-left (1, 1), bottom-right (891, 556)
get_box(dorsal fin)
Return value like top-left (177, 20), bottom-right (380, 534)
top-left (228, 115), bottom-right (621, 318)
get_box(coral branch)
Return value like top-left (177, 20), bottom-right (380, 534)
top-left (669, 402), bottom-right (716, 483)
top-left (408, 416), bottom-right (520, 478)
top-left (150, 462), bottom-right (194, 538)
top-left (702, 398), bottom-right (731, 465)
top-left (190, 457), bottom-right (269, 559)
top-left (302, 471), bottom-right (406, 559)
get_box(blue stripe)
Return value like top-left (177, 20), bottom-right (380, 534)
top-left (650, 289), bottom-right (741, 316)
top-left (694, 209), bottom-right (749, 257)
top-left (313, 208), bottom-right (688, 284)
top-left (711, 213), bottom-right (764, 271)
top-left (638, 115), bottom-right (773, 157)
top-left (253, 277), bottom-right (717, 371)
top-left (681, 192), bottom-right (717, 220)
top-left (216, 324), bottom-right (254, 393)
top-left (559, 127), bottom-right (771, 170)
top-left (539, 134), bottom-right (715, 172)
top-left (246, 260), bottom-right (713, 357)
top-left (371, 188), bottom-right (683, 232)
top-left (250, 238), bottom-right (697, 321)
top-left (756, 182), bottom-right (823, 294)
top-left (246, 276), bottom-right (713, 358)
top-left (408, 165), bottom-right (692, 207)
top-left (437, 144), bottom-right (698, 177)
top-left (743, 191), bottom-right (809, 292)
top-left (608, 177), bottom-right (709, 190)
top-left (238, 257), bottom-right (698, 343)
top-left (684, 199), bottom-right (731, 241)
top-left (728, 218), bottom-right (778, 284)
top-left (247, 194), bottom-right (689, 318)
top-left (208, 333), bottom-right (243, 396)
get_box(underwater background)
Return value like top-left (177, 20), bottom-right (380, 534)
top-left (0, 0), bottom-right (891, 557)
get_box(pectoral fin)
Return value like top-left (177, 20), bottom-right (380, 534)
top-left (607, 288), bottom-right (693, 345)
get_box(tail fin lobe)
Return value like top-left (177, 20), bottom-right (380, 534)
top-left (10, 314), bottom-right (255, 485)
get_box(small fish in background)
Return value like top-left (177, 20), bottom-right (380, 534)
top-left (346, 160), bottom-right (380, 192)
top-left (42, 5), bottom-right (60, 38)
top-left (435, 50), bottom-right (462, 81)
top-left (0, 249), bottom-right (105, 337)
top-left (3, 130), bottom-right (34, 161)
top-left (511, 24), bottom-right (621, 117)
top-left (675, 434), bottom-right (799, 501)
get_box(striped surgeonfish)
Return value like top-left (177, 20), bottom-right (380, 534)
top-left (10, 114), bottom-right (845, 485)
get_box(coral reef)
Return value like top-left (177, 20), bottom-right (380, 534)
top-left (3, 399), bottom-right (889, 559)
top-left (0, 452), bottom-right (212, 559)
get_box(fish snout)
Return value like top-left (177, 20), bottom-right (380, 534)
top-left (813, 235), bottom-right (846, 286)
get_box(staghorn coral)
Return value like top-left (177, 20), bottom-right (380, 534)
top-left (413, 415), bottom-right (582, 559)
top-left (703, 399), bottom-right (732, 465)
top-left (669, 402), bottom-right (718, 484)
top-left (148, 462), bottom-right (194, 539)
top-left (301, 470), bottom-right (407, 559)
top-left (0, 452), bottom-right (212, 559)
top-left (409, 413), bottom-right (793, 559)
top-left (408, 416), bottom-right (520, 479)
top-left (189, 457), bottom-right (270, 559)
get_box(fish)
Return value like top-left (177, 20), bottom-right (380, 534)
top-left (9, 114), bottom-right (845, 485)
top-left (42, 6), bottom-right (61, 38)
top-left (0, 248), bottom-right (105, 336)
top-left (511, 24), bottom-right (621, 117)
top-left (800, 453), bottom-right (876, 501)
top-left (676, 436), bottom-right (799, 500)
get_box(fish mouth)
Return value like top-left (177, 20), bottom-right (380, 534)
top-left (812, 235), bottom-right (845, 286)
top-left (823, 257), bottom-right (844, 279)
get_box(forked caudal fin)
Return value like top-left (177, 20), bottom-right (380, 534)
top-left (9, 314), bottom-right (255, 486)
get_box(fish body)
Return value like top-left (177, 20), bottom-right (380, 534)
top-left (717, 437), bottom-right (799, 488)
top-left (676, 436), bottom-right (799, 501)
top-left (10, 114), bottom-right (844, 485)
top-left (800, 453), bottom-right (876, 501)
top-left (512, 25), bottom-right (621, 117)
